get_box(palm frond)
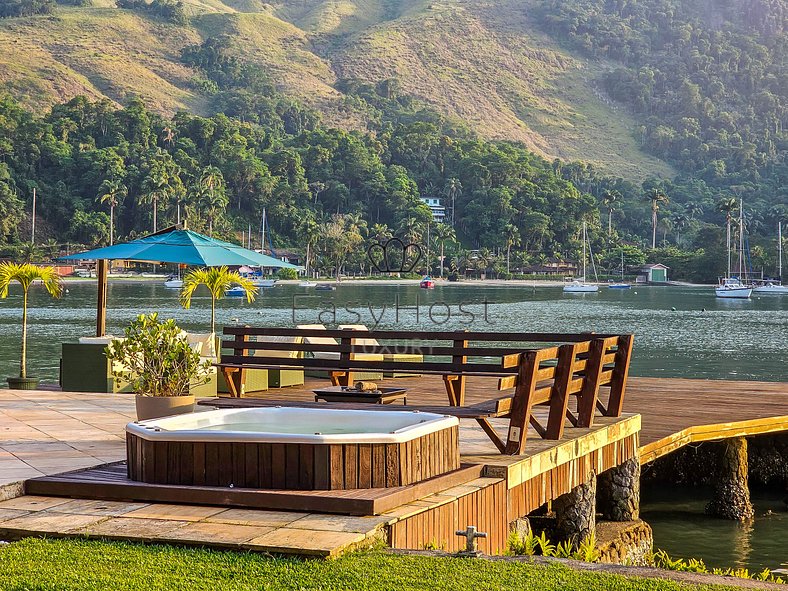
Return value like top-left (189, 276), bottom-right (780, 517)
top-left (0, 262), bottom-right (63, 299)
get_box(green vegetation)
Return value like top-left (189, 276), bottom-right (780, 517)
top-left (652, 550), bottom-right (786, 584)
top-left (105, 312), bottom-right (212, 395)
top-left (179, 267), bottom-right (256, 332)
top-left (0, 0), bottom-right (54, 17)
top-left (0, 262), bottom-right (63, 378)
top-left (0, 538), bottom-right (749, 591)
top-left (535, 0), bottom-right (787, 223)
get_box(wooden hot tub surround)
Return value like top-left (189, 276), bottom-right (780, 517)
top-left (126, 425), bottom-right (460, 490)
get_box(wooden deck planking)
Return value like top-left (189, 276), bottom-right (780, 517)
top-left (216, 375), bottom-right (788, 463)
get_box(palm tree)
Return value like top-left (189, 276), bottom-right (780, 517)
top-left (198, 167), bottom-right (228, 236)
top-left (370, 223), bottom-right (392, 243)
top-left (296, 213), bottom-right (320, 278)
top-left (97, 180), bottom-right (127, 245)
top-left (0, 263), bottom-right (63, 380)
top-left (644, 187), bottom-right (669, 248)
top-left (686, 202), bottom-right (704, 220)
top-left (433, 223), bottom-right (455, 279)
top-left (179, 267), bottom-right (257, 334)
top-left (601, 189), bottom-right (622, 237)
top-left (442, 178), bottom-right (462, 227)
top-left (504, 223), bottom-right (521, 274)
top-left (398, 217), bottom-right (423, 243)
top-left (670, 212), bottom-right (689, 246)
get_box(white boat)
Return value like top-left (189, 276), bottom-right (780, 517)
top-left (564, 222), bottom-right (599, 293)
top-left (753, 281), bottom-right (788, 294)
top-left (715, 277), bottom-right (752, 299)
top-left (163, 278), bottom-right (183, 289)
top-left (251, 278), bottom-right (277, 288)
top-left (564, 281), bottom-right (599, 293)
top-left (299, 281), bottom-right (317, 287)
top-left (715, 198), bottom-right (752, 299)
top-left (607, 247), bottom-right (631, 289)
top-left (752, 222), bottom-right (787, 294)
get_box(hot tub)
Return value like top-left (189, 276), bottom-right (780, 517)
top-left (125, 407), bottom-right (460, 490)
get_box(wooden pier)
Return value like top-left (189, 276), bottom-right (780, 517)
top-left (3, 375), bottom-right (788, 557)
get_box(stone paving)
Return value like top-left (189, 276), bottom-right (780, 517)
top-left (0, 389), bottom-right (135, 487)
top-left (0, 389), bottom-right (507, 556)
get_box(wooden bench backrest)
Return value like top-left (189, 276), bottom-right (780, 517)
top-left (220, 327), bottom-right (625, 377)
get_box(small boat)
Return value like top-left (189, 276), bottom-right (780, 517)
top-left (225, 286), bottom-right (249, 297)
top-left (315, 284), bottom-right (336, 291)
top-left (607, 247), bottom-right (631, 289)
top-left (564, 280), bottom-right (599, 293)
top-left (715, 277), bottom-right (752, 299)
top-left (163, 275), bottom-right (183, 289)
top-left (420, 276), bottom-right (435, 289)
top-left (251, 278), bottom-right (277, 288)
top-left (752, 222), bottom-right (787, 294)
top-left (299, 281), bottom-right (317, 287)
top-left (563, 222), bottom-right (598, 293)
top-left (752, 281), bottom-right (788, 294)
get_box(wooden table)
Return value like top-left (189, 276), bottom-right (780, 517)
top-left (313, 386), bottom-right (408, 405)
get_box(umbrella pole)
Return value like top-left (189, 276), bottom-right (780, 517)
top-left (96, 259), bottom-right (108, 337)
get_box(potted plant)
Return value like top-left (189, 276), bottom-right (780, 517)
top-left (0, 262), bottom-right (63, 390)
top-left (106, 313), bottom-right (212, 420)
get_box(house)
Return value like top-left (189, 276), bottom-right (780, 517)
top-left (637, 263), bottom-right (669, 284)
top-left (420, 197), bottom-right (446, 223)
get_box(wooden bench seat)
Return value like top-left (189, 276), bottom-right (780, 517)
top-left (213, 327), bottom-right (634, 454)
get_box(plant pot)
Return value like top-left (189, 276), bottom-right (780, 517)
top-left (135, 395), bottom-right (195, 421)
top-left (7, 377), bottom-right (40, 390)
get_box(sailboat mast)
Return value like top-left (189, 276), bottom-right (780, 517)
top-left (779, 222), bottom-right (783, 279)
top-left (582, 221), bottom-right (587, 281)
top-left (260, 208), bottom-right (266, 254)
top-left (738, 198), bottom-right (744, 277)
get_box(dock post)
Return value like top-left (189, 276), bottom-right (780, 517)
top-left (706, 437), bottom-right (754, 521)
top-left (597, 458), bottom-right (640, 521)
top-left (553, 471), bottom-right (596, 546)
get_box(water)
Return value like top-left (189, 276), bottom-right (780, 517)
top-left (1, 279), bottom-right (787, 569)
top-left (642, 486), bottom-right (788, 572)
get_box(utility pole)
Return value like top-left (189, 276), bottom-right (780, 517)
top-left (31, 187), bottom-right (36, 244)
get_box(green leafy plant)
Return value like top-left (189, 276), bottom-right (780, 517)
top-left (506, 530), bottom-right (539, 556)
top-left (0, 262), bottom-right (63, 378)
top-left (277, 267), bottom-right (298, 280)
top-left (105, 313), bottom-right (211, 397)
top-left (653, 550), bottom-right (785, 584)
top-left (554, 540), bottom-right (573, 558)
top-left (534, 532), bottom-right (556, 557)
top-left (571, 533), bottom-right (600, 562)
top-left (179, 267), bottom-right (257, 333)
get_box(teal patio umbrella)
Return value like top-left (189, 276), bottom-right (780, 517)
top-left (62, 225), bottom-right (299, 335)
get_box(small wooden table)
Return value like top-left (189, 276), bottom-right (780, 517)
top-left (313, 386), bottom-right (408, 405)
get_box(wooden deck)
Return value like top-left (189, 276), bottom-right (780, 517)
top-left (217, 375), bottom-right (788, 463)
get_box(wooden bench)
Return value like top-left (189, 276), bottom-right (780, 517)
top-left (214, 328), bottom-right (634, 455)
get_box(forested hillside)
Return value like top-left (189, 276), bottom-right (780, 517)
top-left (0, 0), bottom-right (785, 282)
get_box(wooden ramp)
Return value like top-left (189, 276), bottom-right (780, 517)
top-left (626, 378), bottom-right (788, 463)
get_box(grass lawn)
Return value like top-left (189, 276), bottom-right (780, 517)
top-left (0, 538), bottom-right (743, 591)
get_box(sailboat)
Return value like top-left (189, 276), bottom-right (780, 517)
top-left (608, 247), bottom-right (631, 289)
top-left (564, 222), bottom-right (599, 293)
top-left (163, 266), bottom-right (183, 288)
top-left (753, 222), bottom-right (788, 294)
top-left (715, 198), bottom-right (752, 299)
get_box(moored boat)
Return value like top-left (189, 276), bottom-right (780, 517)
top-left (163, 276), bottom-right (183, 289)
top-left (563, 222), bottom-right (598, 293)
top-left (752, 281), bottom-right (788, 294)
top-left (715, 277), bottom-right (752, 299)
top-left (299, 281), bottom-right (317, 287)
top-left (225, 285), bottom-right (249, 296)
top-left (420, 276), bottom-right (435, 289)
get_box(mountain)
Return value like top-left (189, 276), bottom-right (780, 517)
top-left (0, 0), bottom-right (676, 180)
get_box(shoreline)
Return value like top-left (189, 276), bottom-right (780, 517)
top-left (61, 276), bottom-right (715, 288)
